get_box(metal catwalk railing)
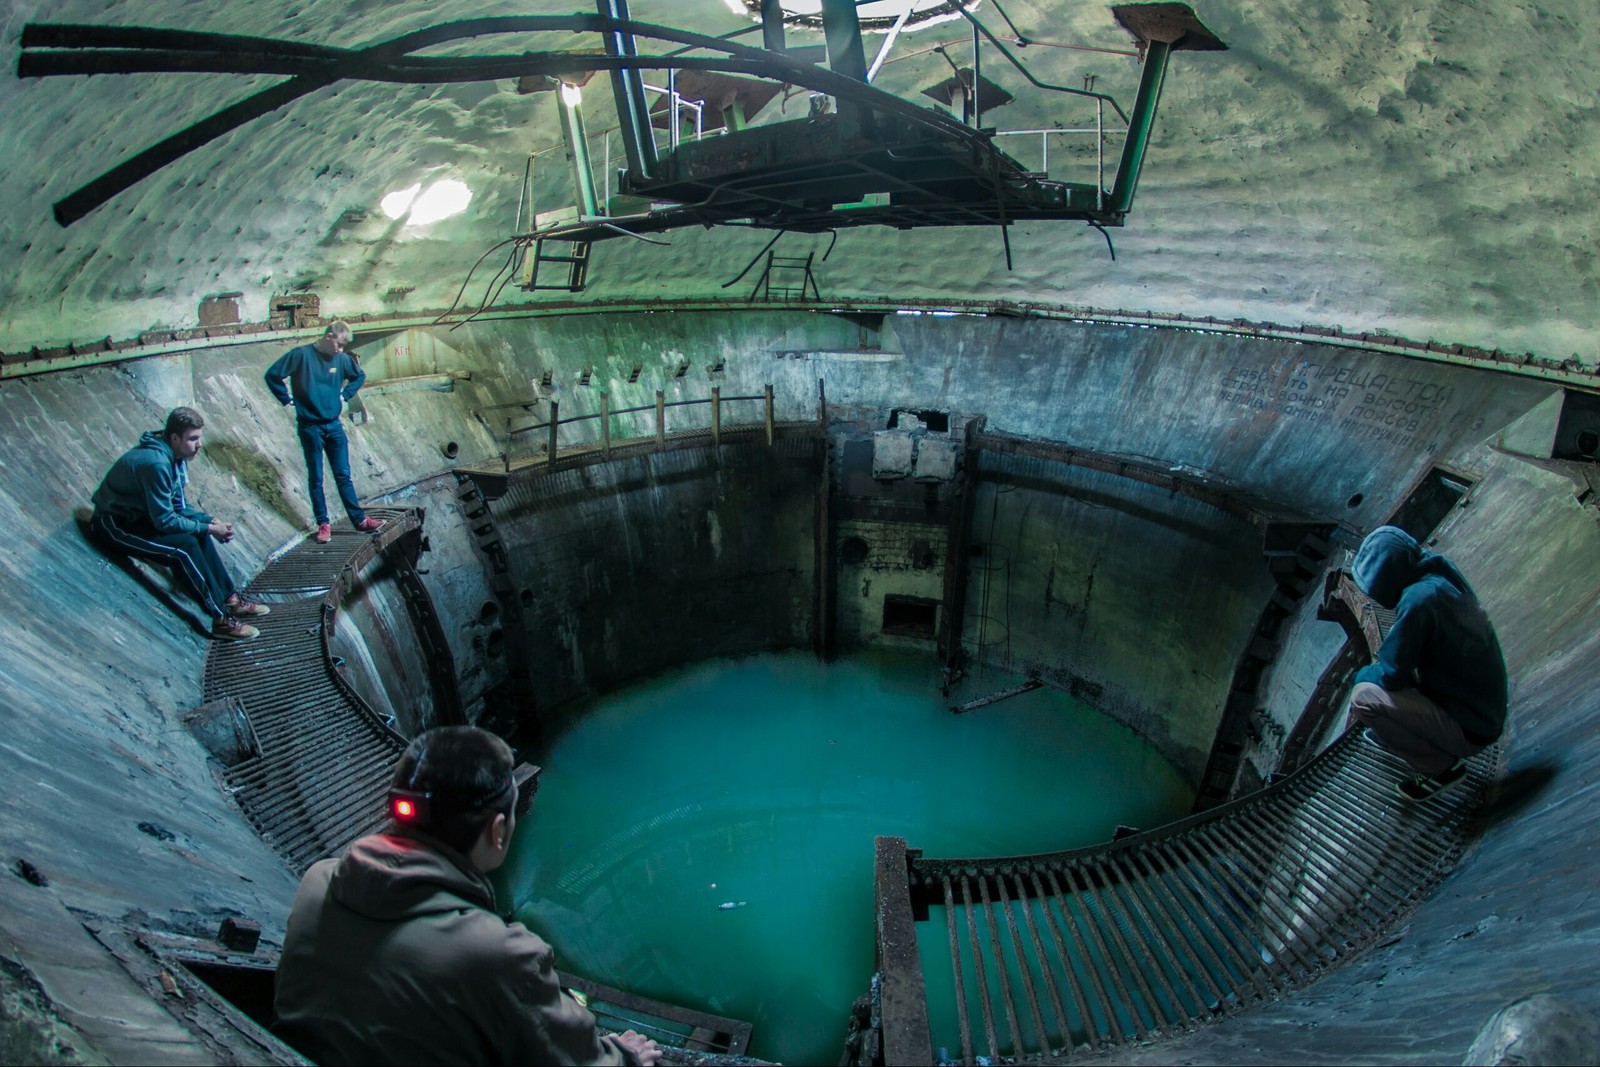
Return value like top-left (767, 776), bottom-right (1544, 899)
top-left (202, 509), bottom-right (416, 871)
top-left (876, 729), bottom-right (1495, 1063)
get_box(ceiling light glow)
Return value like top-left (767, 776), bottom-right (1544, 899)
top-left (410, 180), bottom-right (472, 225)
top-left (380, 183), bottom-right (421, 220)
top-left (379, 179), bottom-right (472, 226)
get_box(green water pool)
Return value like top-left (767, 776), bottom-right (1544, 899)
top-left (494, 649), bottom-right (1193, 1065)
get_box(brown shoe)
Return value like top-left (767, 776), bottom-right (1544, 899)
top-left (212, 616), bottom-right (260, 640)
top-left (353, 517), bottom-right (383, 532)
top-left (225, 594), bottom-right (270, 617)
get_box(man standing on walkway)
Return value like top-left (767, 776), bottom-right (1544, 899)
top-left (1348, 525), bottom-right (1508, 802)
top-left (264, 320), bottom-right (382, 543)
top-left (91, 406), bottom-right (268, 640)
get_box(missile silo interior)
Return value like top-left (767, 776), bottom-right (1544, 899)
top-left (2, 1), bottom-right (1597, 1064)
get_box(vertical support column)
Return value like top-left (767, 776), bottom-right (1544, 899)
top-left (547, 399), bottom-right (560, 471)
top-left (874, 837), bottom-right (933, 1066)
top-left (596, 0), bottom-right (658, 182)
top-left (761, 0), bottom-right (787, 54)
top-left (819, 0), bottom-right (868, 82)
top-left (814, 378), bottom-right (835, 660)
top-left (764, 384), bottom-right (775, 446)
top-left (939, 417), bottom-right (986, 669)
top-left (600, 390), bottom-right (611, 459)
top-left (655, 389), bottom-right (666, 449)
top-left (711, 386), bottom-right (722, 446)
top-left (971, 16), bottom-right (983, 129)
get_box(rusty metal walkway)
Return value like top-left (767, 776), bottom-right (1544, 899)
top-left (875, 729), bottom-right (1495, 1063)
top-left (202, 509), bottom-right (416, 871)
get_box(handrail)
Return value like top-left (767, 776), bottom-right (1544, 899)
top-left (499, 383), bottom-right (778, 471)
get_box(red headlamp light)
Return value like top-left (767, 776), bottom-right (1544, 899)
top-left (388, 788), bottom-right (432, 823)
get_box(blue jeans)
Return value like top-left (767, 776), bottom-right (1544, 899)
top-left (298, 420), bottom-right (366, 525)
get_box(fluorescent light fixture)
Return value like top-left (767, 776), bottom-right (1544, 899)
top-left (379, 178), bottom-right (472, 226)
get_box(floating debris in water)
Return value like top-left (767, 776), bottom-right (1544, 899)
top-left (718, 901), bottom-right (748, 910)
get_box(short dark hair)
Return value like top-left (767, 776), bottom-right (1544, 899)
top-left (164, 407), bottom-right (205, 438)
top-left (389, 726), bottom-right (515, 853)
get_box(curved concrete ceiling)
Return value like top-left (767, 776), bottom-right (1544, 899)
top-left (3, 0), bottom-right (1595, 361)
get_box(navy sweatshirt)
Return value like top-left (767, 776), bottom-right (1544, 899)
top-left (265, 344), bottom-right (366, 425)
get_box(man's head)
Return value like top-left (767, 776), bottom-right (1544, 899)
top-left (313, 320), bottom-right (354, 357)
top-left (388, 726), bottom-right (518, 870)
top-left (163, 406), bottom-right (206, 462)
top-left (1352, 525), bottom-right (1423, 609)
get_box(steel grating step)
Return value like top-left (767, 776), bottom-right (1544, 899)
top-left (202, 510), bottom-right (417, 871)
top-left (887, 730), bottom-right (1493, 1063)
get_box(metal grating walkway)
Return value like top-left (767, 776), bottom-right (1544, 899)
top-left (202, 509), bottom-right (416, 872)
top-left (879, 729), bottom-right (1494, 1063)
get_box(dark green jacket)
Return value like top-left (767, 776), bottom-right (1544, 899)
top-left (91, 431), bottom-right (211, 534)
top-left (275, 829), bottom-right (632, 1067)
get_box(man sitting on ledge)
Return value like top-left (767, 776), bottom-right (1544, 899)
top-left (274, 726), bottom-right (661, 1066)
top-left (1347, 525), bottom-right (1508, 802)
top-left (90, 406), bottom-right (268, 640)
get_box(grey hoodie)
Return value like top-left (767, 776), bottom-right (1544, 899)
top-left (275, 830), bottom-right (632, 1066)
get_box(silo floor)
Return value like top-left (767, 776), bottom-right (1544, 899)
top-left (493, 649), bottom-right (1191, 1065)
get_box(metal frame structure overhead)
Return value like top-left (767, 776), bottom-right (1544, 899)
top-left (19, 2), bottom-right (1226, 244)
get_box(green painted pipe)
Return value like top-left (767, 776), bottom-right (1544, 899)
top-left (1106, 38), bottom-right (1172, 215)
top-left (597, 0), bottom-right (658, 182)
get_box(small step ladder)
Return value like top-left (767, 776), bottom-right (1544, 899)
top-left (522, 238), bottom-right (592, 292)
top-left (750, 250), bottom-right (819, 302)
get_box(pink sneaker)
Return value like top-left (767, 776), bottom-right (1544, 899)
top-left (353, 517), bottom-right (383, 533)
top-left (314, 523), bottom-right (332, 543)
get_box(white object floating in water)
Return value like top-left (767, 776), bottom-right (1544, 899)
top-left (717, 901), bottom-right (748, 910)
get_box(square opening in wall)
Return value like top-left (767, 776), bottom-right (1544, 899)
top-left (1386, 467), bottom-right (1474, 541)
top-left (889, 409), bottom-right (950, 433)
top-left (882, 595), bottom-right (939, 638)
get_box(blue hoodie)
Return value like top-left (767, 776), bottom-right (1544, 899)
top-left (91, 430), bottom-right (212, 535)
top-left (1351, 526), bottom-right (1507, 743)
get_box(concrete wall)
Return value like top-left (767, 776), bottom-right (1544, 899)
top-left (484, 439), bottom-right (821, 733)
top-left (967, 453), bottom-right (1277, 783)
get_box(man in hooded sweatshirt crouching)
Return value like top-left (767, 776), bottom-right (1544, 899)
top-left (1347, 525), bottom-right (1508, 802)
top-left (274, 726), bottom-right (660, 1066)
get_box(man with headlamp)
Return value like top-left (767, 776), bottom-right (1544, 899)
top-left (274, 726), bottom-right (661, 1065)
